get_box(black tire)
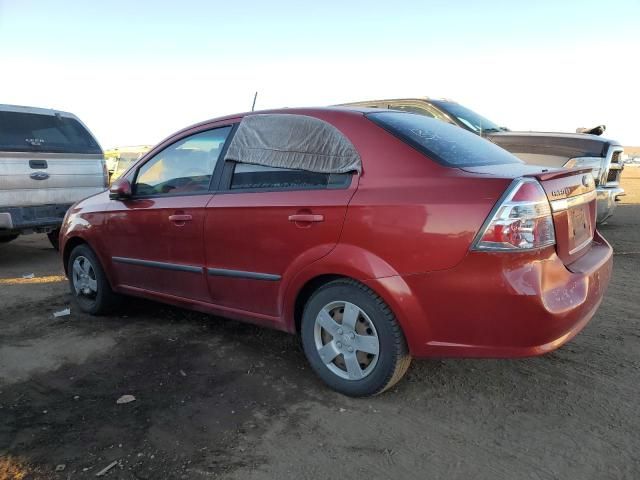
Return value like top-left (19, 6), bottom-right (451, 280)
top-left (0, 234), bottom-right (19, 243)
top-left (67, 243), bottom-right (120, 315)
top-left (47, 229), bottom-right (60, 250)
top-left (301, 279), bottom-right (411, 397)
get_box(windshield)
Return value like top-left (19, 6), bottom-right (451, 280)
top-left (367, 112), bottom-right (522, 167)
top-left (0, 111), bottom-right (102, 154)
top-left (429, 100), bottom-right (506, 134)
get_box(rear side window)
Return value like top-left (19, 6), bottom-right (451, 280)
top-left (228, 162), bottom-right (350, 191)
top-left (367, 112), bottom-right (522, 167)
top-left (231, 163), bottom-right (330, 190)
top-left (0, 111), bottom-right (101, 154)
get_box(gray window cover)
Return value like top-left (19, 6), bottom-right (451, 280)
top-left (223, 113), bottom-right (361, 174)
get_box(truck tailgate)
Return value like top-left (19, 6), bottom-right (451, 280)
top-left (0, 152), bottom-right (106, 206)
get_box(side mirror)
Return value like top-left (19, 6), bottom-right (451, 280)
top-left (109, 178), bottom-right (132, 200)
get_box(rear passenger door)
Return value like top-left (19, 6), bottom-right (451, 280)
top-left (203, 160), bottom-right (356, 319)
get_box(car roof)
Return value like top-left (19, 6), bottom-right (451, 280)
top-left (217, 105), bottom-right (381, 120)
top-left (0, 103), bottom-right (79, 119)
top-left (167, 106), bottom-right (384, 140)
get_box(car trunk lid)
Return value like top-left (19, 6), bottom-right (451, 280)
top-left (462, 164), bottom-right (597, 265)
top-left (529, 168), bottom-right (597, 264)
top-left (0, 152), bottom-right (107, 206)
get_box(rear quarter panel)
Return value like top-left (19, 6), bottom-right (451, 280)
top-left (281, 113), bottom-right (513, 334)
top-left (333, 115), bottom-right (512, 275)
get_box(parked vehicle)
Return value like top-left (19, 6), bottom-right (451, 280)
top-left (60, 108), bottom-right (612, 396)
top-left (104, 145), bottom-right (152, 184)
top-left (340, 98), bottom-right (625, 223)
top-left (0, 104), bottom-right (107, 248)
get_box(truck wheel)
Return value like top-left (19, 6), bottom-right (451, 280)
top-left (68, 244), bottom-right (120, 315)
top-left (0, 234), bottom-right (19, 244)
top-left (47, 229), bottom-right (60, 250)
top-left (301, 279), bottom-right (411, 397)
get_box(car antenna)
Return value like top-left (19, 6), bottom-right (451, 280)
top-left (251, 91), bottom-right (258, 112)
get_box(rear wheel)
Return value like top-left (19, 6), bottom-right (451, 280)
top-left (67, 244), bottom-right (119, 315)
top-left (301, 279), bottom-right (411, 397)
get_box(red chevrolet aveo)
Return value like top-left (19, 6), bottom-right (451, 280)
top-left (60, 108), bottom-right (612, 396)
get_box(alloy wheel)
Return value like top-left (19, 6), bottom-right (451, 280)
top-left (313, 301), bottom-right (380, 380)
top-left (72, 255), bottom-right (98, 298)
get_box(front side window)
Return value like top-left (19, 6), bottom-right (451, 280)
top-left (135, 127), bottom-right (231, 196)
top-left (367, 112), bottom-right (522, 167)
top-left (230, 163), bottom-right (332, 190)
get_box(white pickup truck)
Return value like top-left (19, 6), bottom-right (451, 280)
top-left (0, 104), bottom-right (108, 248)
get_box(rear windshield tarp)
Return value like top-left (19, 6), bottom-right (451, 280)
top-left (367, 111), bottom-right (522, 167)
top-left (224, 113), bottom-right (361, 174)
top-left (0, 111), bottom-right (101, 154)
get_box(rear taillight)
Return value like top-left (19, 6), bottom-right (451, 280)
top-left (472, 178), bottom-right (555, 251)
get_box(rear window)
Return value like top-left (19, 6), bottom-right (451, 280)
top-left (367, 112), bottom-right (522, 167)
top-left (0, 111), bottom-right (101, 154)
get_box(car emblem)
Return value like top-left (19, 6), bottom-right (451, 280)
top-left (30, 171), bottom-right (50, 180)
top-left (551, 187), bottom-right (572, 197)
top-left (582, 175), bottom-right (591, 187)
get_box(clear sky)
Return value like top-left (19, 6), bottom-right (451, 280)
top-left (1, 0), bottom-right (639, 148)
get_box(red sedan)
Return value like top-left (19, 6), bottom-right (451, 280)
top-left (59, 108), bottom-right (612, 396)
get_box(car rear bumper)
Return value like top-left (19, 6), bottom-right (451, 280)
top-left (365, 232), bottom-right (613, 358)
top-left (0, 204), bottom-right (71, 232)
top-left (596, 186), bottom-right (624, 223)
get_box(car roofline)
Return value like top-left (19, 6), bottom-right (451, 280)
top-left (141, 107), bottom-right (379, 161)
top-left (164, 106), bottom-right (377, 139)
top-left (0, 103), bottom-right (80, 119)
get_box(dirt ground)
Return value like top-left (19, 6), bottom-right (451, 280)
top-left (1, 171), bottom-right (639, 480)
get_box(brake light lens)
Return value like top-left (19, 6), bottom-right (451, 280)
top-left (472, 178), bottom-right (555, 251)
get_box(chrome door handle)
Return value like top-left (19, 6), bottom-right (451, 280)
top-left (169, 214), bottom-right (192, 222)
top-left (288, 214), bottom-right (324, 223)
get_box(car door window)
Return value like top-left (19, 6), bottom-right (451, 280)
top-left (227, 162), bottom-right (351, 192)
top-left (134, 126), bottom-right (231, 196)
top-left (231, 163), bottom-right (329, 189)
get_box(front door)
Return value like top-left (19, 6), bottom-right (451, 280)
top-left (203, 160), bottom-right (357, 321)
top-left (106, 125), bottom-right (232, 301)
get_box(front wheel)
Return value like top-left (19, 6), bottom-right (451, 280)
top-left (67, 244), bottom-right (120, 315)
top-left (301, 279), bottom-right (411, 397)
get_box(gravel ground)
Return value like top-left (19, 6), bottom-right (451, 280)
top-left (1, 171), bottom-right (639, 480)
